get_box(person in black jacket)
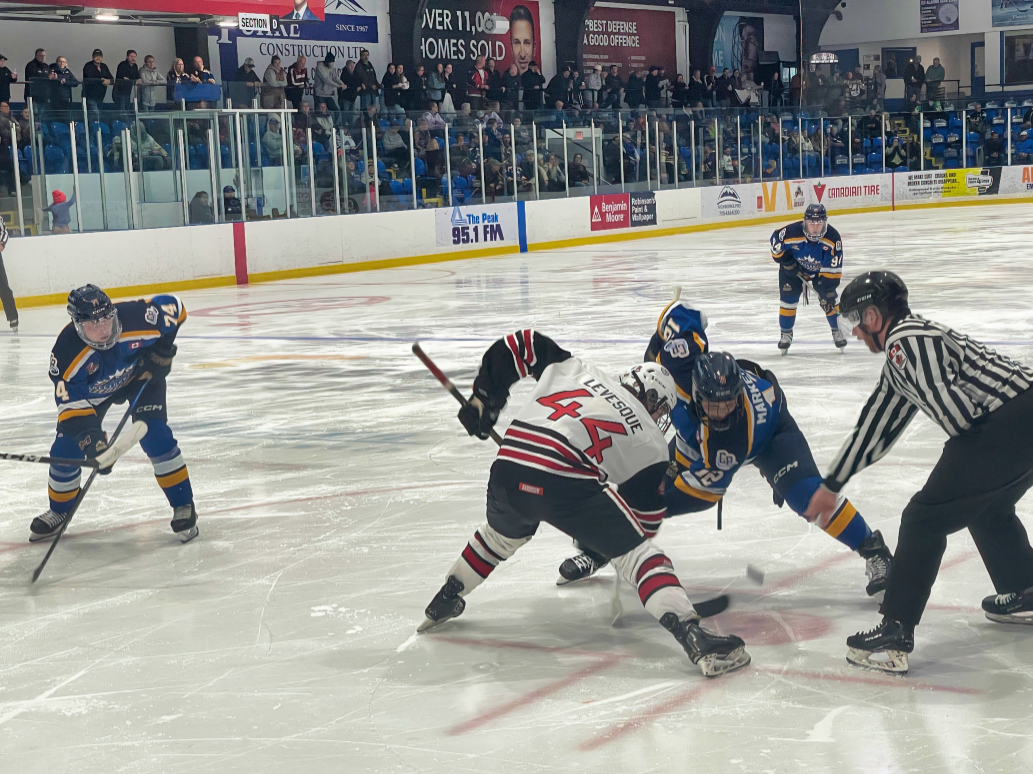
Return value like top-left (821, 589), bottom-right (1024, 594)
top-left (501, 63), bottom-right (521, 111)
top-left (49, 56), bottom-right (79, 105)
top-left (602, 65), bottom-right (623, 109)
top-left (521, 60), bottom-right (545, 111)
top-left (715, 68), bottom-right (733, 108)
top-left (546, 65), bottom-right (570, 109)
top-left (485, 58), bottom-right (504, 103)
top-left (686, 69), bottom-right (705, 106)
top-left (625, 70), bottom-right (645, 108)
top-left (0, 55), bottom-right (17, 106)
top-left (25, 49), bottom-right (52, 107)
top-left (114, 50), bottom-right (140, 113)
top-left (645, 65), bottom-right (662, 108)
top-left (82, 49), bottom-right (114, 111)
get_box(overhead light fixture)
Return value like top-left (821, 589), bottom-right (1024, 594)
top-left (94, 10), bottom-right (120, 21)
top-left (218, 17), bottom-right (238, 27)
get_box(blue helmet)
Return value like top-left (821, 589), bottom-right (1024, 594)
top-left (67, 284), bottom-right (121, 350)
top-left (691, 352), bottom-right (744, 431)
top-left (803, 203), bottom-right (827, 242)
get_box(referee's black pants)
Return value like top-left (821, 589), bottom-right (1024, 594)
top-left (0, 254), bottom-right (17, 323)
top-left (883, 388), bottom-right (1033, 627)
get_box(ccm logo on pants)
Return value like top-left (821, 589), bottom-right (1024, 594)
top-left (135, 405), bottom-right (164, 413)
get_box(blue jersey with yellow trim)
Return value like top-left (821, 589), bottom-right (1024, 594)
top-left (769, 221), bottom-right (843, 283)
top-left (670, 369), bottom-right (783, 502)
top-left (644, 300), bottom-right (709, 402)
top-left (50, 294), bottom-right (186, 430)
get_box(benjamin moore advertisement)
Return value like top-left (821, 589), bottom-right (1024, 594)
top-left (210, 0), bottom-right (390, 89)
top-left (581, 4), bottom-right (678, 76)
top-left (420, 0), bottom-right (542, 76)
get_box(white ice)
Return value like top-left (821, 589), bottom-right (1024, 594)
top-left (2, 205), bottom-right (1033, 773)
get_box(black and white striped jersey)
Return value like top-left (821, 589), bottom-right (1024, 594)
top-left (0, 215), bottom-right (8, 247)
top-left (825, 315), bottom-right (1033, 491)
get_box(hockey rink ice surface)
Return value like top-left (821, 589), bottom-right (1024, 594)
top-left (2, 205), bottom-right (1033, 774)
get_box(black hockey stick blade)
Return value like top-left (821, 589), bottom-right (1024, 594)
top-left (32, 376), bottom-right (151, 584)
top-left (693, 594), bottom-right (730, 618)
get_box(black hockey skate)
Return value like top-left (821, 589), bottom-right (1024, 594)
top-left (778, 331), bottom-right (793, 355)
top-left (982, 587), bottom-right (1033, 625)
top-left (29, 509), bottom-right (71, 543)
top-left (832, 328), bottom-right (847, 351)
top-left (660, 612), bottom-right (751, 678)
top-left (846, 617), bottom-right (914, 675)
top-left (417, 575), bottom-right (466, 633)
top-left (557, 549), bottom-right (609, 586)
top-left (858, 530), bottom-right (892, 599)
top-left (171, 502), bottom-right (199, 543)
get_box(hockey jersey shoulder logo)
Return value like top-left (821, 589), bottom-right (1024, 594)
top-left (145, 305), bottom-right (159, 325)
top-left (49, 354), bottom-right (59, 377)
top-left (715, 449), bottom-right (738, 471)
top-left (664, 338), bottom-right (692, 359)
top-left (888, 342), bottom-right (908, 371)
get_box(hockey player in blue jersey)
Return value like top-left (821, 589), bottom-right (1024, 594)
top-left (31, 284), bottom-right (198, 543)
top-left (770, 204), bottom-right (847, 354)
top-left (559, 299), bottom-right (892, 595)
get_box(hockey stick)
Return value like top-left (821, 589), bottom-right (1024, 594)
top-left (412, 343), bottom-right (504, 446)
top-left (32, 376), bottom-right (151, 584)
top-left (0, 425), bottom-right (147, 470)
top-left (0, 452), bottom-right (102, 469)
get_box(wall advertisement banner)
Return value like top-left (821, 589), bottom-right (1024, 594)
top-left (435, 202), bottom-right (523, 249)
top-left (704, 176), bottom-right (892, 220)
top-left (920, 0), bottom-right (959, 33)
top-left (420, 0), bottom-right (541, 78)
top-left (992, 0), bottom-right (1033, 27)
top-left (589, 192), bottom-right (657, 230)
top-left (894, 168), bottom-right (1003, 202)
top-left (581, 4), bottom-right (678, 77)
top-left (712, 15), bottom-right (764, 79)
top-left (1000, 166), bottom-right (1033, 194)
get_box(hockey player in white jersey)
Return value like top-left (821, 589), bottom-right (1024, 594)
top-left (417, 329), bottom-right (751, 677)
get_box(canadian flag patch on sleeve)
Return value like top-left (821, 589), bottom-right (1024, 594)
top-left (518, 482), bottom-right (544, 496)
top-left (888, 342), bottom-right (907, 371)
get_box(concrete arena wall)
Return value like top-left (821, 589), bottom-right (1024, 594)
top-left (7, 166), bottom-right (1033, 308)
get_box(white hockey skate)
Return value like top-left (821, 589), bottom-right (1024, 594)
top-left (832, 328), bottom-right (847, 351)
top-left (778, 331), bottom-right (793, 355)
top-left (171, 502), bottom-right (199, 543)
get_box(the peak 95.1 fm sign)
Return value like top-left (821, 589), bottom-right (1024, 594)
top-left (420, 0), bottom-right (541, 74)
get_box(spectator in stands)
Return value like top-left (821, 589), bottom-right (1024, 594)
top-left (1016, 130), bottom-right (1033, 164)
top-left (263, 56), bottom-right (286, 108)
top-left (355, 49), bottom-right (379, 110)
top-left (25, 49), bottom-right (51, 107)
top-left (501, 63), bottom-right (521, 110)
top-left (315, 52), bottom-right (345, 112)
top-left (17, 106), bottom-right (32, 146)
top-left (884, 57), bottom-right (898, 79)
top-left (314, 101), bottom-right (335, 143)
top-left (0, 55), bottom-right (17, 107)
top-left (336, 59), bottom-right (357, 111)
top-left (846, 71), bottom-right (865, 112)
top-left (190, 56), bottom-right (215, 84)
top-left (925, 57), bottom-right (945, 105)
top-left (521, 60), bottom-right (545, 110)
top-left (545, 152), bottom-right (566, 191)
top-left (262, 115), bottom-right (284, 164)
top-left (545, 65), bottom-right (570, 109)
top-left (44, 189), bottom-right (75, 233)
top-left (685, 69), bottom-right (704, 106)
top-left (382, 120), bottom-right (411, 169)
top-left (0, 101), bottom-right (16, 194)
top-left (789, 71), bottom-right (802, 105)
top-left (904, 57), bottom-right (921, 101)
top-left (167, 58), bottom-right (191, 105)
top-left (427, 63), bottom-right (446, 105)
top-left (583, 65), bottom-right (603, 108)
top-left (189, 191), bottom-right (214, 224)
top-left (885, 136), bottom-right (907, 167)
top-left (407, 64), bottom-right (427, 111)
top-left (381, 63), bottom-right (403, 115)
top-left (110, 121), bottom-right (169, 170)
top-left (671, 73), bottom-right (689, 109)
top-left (294, 99), bottom-right (313, 133)
top-left (234, 57), bottom-right (263, 106)
top-left (467, 55), bottom-right (489, 109)
top-left (223, 185), bottom-right (242, 220)
top-left (720, 146), bottom-right (735, 179)
top-left (82, 50), bottom-right (113, 110)
top-left (114, 50), bottom-right (140, 112)
top-left (601, 65), bottom-right (623, 109)
top-left (625, 69), bottom-right (645, 108)
top-left (568, 152), bottom-right (589, 187)
top-left (485, 58), bottom-right (503, 103)
top-left (443, 63), bottom-right (460, 111)
top-left (645, 66), bottom-right (662, 108)
top-left (49, 56), bottom-right (78, 105)
top-left (286, 55), bottom-right (308, 110)
top-left (871, 65), bottom-right (886, 111)
top-left (139, 55), bottom-right (166, 111)
top-left (422, 100), bottom-right (446, 129)
top-left (768, 70), bottom-right (785, 107)
top-left (703, 66), bottom-right (717, 107)
top-left (763, 155), bottom-right (778, 178)
top-left (715, 68), bottom-right (733, 108)
top-left (986, 129), bottom-right (1005, 166)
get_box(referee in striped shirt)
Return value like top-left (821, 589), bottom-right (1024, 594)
top-left (0, 215), bottom-right (17, 331)
top-left (806, 271), bottom-right (1033, 674)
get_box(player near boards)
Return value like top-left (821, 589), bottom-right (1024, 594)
top-left (770, 204), bottom-right (847, 354)
top-left (418, 329), bottom-right (752, 677)
top-left (560, 300), bottom-right (892, 596)
top-left (0, 215), bottom-right (18, 331)
top-left (32, 284), bottom-right (199, 543)
top-left (807, 271), bottom-right (1033, 675)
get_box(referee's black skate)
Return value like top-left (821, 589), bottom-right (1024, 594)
top-left (417, 575), bottom-right (466, 633)
top-left (171, 502), bottom-right (199, 543)
top-left (29, 509), bottom-right (71, 543)
top-left (982, 588), bottom-right (1033, 625)
top-left (660, 612), bottom-right (751, 678)
top-left (858, 530), bottom-right (892, 599)
top-left (846, 617), bottom-right (914, 675)
top-left (557, 549), bottom-right (609, 586)
top-left (778, 331), bottom-right (793, 355)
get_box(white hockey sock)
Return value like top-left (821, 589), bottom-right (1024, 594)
top-left (446, 523), bottom-right (530, 596)
top-left (611, 540), bottom-right (696, 621)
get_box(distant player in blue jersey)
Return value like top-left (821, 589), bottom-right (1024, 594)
top-left (31, 284), bottom-right (198, 543)
top-left (770, 204), bottom-right (847, 354)
top-left (559, 299), bottom-right (892, 596)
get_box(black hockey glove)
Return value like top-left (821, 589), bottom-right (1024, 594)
top-left (75, 430), bottom-right (112, 475)
top-left (458, 393), bottom-right (500, 440)
top-left (143, 343), bottom-right (177, 380)
top-left (779, 257), bottom-right (798, 272)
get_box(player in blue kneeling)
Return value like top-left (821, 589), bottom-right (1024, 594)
top-left (770, 204), bottom-right (847, 354)
top-left (31, 284), bottom-right (198, 544)
top-left (558, 299), bottom-right (891, 597)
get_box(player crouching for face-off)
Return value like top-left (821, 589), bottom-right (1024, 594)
top-left (417, 329), bottom-right (751, 678)
top-left (32, 284), bottom-right (198, 543)
top-left (807, 271), bottom-right (1033, 675)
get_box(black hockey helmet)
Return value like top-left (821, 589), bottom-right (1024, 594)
top-left (839, 271), bottom-right (910, 334)
top-left (67, 284), bottom-right (121, 350)
top-left (803, 203), bottom-right (827, 242)
top-left (691, 352), bottom-right (745, 431)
